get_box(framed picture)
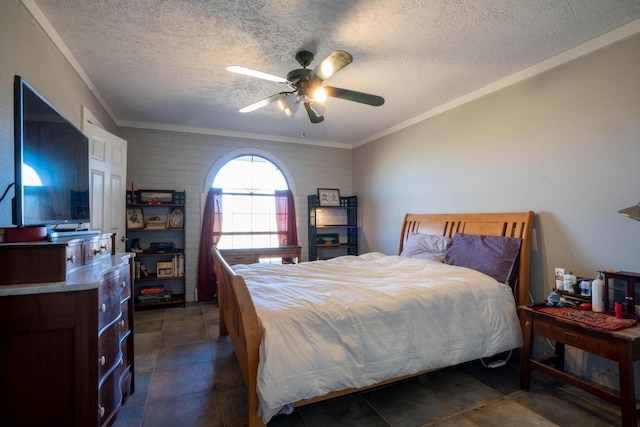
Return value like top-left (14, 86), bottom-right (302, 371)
top-left (317, 188), bottom-right (341, 206)
top-left (139, 190), bottom-right (174, 204)
top-left (126, 208), bottom-right (144, 229)
top-left (167, 208), bottom-right (184, 229)
top-left (316, 233), bottom-right (339, 246)
top-left (156, 261), bottom-right (174, 278)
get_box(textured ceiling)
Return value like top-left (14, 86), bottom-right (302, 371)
top-left (28, 0), bottom-right (640, 146)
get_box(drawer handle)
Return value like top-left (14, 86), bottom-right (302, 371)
top-left (119, 320), bottom-right (125, 328)
top-left (98, 405), bottom-right (105, 417)
top-left (564, 332), bottom-right (578, 343)
top-left (66, 254), bottom-right (76, 262)
top-left (99, 355), bottom-right (106, 366)
top-left (121, 281), bottom-right (127, 288)
top-left (120, 359), bottom-right (124, 366)
top-left (99, 304), bottom-right (106, 313)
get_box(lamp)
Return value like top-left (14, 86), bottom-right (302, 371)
top-left (277, 93), bottom-right (299, 117)
top-left (619, 203), bottom-right (640, 221)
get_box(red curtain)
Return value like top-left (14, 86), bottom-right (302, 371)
top-left (275, 190), bottom-right (298, 263)
top-left (197, 188), bottom-right (222, 301)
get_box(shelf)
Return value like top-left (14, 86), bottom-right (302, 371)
top-left (127, 190), bottom-right (186, 310)
top-left (127, 228), bottom-right (183, 232)
top-left (133, 251), bottom-right (184, 257)
top-left (134, 294), bottom-right (185, 310)
top-left (127, 203), bottom-right (184, 208)
top-left (308, 194), bottom-right (357, 261)
top-left (135, 274), bottom-right (184, 282)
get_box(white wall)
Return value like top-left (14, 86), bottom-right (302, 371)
top-left (0, 0), bottom-right (117, 227)
top-left (119, 127), bottom-right (353, 302)
top-left (353, 34), bottom-right (640, 387)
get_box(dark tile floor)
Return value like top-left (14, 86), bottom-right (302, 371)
top-left (113, 302), bottom-right (627, 427)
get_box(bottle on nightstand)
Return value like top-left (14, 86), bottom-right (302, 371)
top-left (592, 271), bottom-right (605, 312)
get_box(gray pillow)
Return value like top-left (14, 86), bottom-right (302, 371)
top-left (400, 233), bottom-right (452, 262)
top-left (443, 233), bottom-right (522, 283)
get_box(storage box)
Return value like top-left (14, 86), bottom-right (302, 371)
top-left (603, 271), bottom-right (640, 316)
top-left (156, 261), bottom-right (174, 278)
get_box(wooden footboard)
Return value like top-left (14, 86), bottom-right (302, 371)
top-left (212, 247), bottom-right (264, 427)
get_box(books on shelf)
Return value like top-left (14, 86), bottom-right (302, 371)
top-left (137, 290), bottom-right (172, 304)
top-left (140, 286), bottom-right (164, 295)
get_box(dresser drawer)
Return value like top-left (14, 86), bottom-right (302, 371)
top-left (98, 265), bottom-right (128, 331)
top-left (98, 321), bottom-right (122, 380)
top-left (119, 300), bottom-right (130, 336)
top-left (98, 368), bottom-right (122, 427)
top-left (84, 237), bottom-right (112, 265)
top-left (65, 242), bottom-right (83, 271)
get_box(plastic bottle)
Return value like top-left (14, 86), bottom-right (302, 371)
top-left (580, 279), bottom-right (591, 297)
top-left (592, 271), bottom-right (605, 312)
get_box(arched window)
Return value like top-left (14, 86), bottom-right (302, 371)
top-left (212, 155), bottom-right (291, 249)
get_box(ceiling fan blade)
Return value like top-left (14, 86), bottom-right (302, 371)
top-left (226, 65), bottom-right (289, 84)
top-left (239, 92), bottom-right (288, 113)
top-left (304, 102), bottom-right (324, 123)
top-left (309, 50), bottom-right (353, 81)
top-left (324, 86), bottom-right (385, 106)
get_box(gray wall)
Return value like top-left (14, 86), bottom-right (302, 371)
top-left (0, 0), bottom-right (117, 226)
top-left (354, 34), bottom-right (640, 300)
top-left (353, 34), bottom-right (640, 386)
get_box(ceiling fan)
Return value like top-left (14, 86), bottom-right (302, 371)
top-left (226, 50), bottom-right (384, 123)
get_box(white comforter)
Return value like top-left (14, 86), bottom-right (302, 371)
top-left (233, 252), bottom-right (523, 423)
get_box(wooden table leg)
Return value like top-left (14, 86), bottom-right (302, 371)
top-left (618, 342), bottom-right (636, 427)
top-left (520, 311), bottom-right (534, 390)
top-left (555, 341), bottom-right (565, 371)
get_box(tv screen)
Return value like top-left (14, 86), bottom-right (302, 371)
top-left (13, 75), bottom-right (90, 227)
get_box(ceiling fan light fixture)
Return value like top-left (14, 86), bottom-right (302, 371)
top-left (277, 93), bottom-right (299, 117)
top-left (313, 87), bottom-right (327, 103)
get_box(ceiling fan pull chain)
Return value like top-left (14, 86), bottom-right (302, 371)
top-left (301, 111), bottom-right (307, 138)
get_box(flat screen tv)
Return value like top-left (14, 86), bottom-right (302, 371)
top-left (13, 75), bottom-right (90, 227)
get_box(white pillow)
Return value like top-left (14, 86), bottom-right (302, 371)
top-left (400, 233), bottom-right (452, 262)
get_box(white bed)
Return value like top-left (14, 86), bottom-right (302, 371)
top-left (212, 211), bottom-right (534, 427)
top-left (234, 252), bottom-right (523, 422)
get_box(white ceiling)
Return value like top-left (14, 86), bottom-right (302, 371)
top-left (26, 0), bottom-right (640, 147)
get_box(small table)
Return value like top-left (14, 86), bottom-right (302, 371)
top-left (518, 305), bottom-right (640, 427)
top-left (219, 246), bottom-right (301, 266)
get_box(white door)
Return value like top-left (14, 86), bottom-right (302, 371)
top-left (82, 108), bottom-right (128, 253)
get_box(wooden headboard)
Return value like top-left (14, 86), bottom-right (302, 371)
top-left (398, 211), bottom-right (535, 306)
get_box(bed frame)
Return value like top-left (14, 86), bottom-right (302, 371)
top-left (212, 211), bottom-right (535, 427)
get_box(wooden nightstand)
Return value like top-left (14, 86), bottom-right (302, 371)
top-left (518, 305), bottom-right (640, 427)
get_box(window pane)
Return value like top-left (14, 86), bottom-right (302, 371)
top-left (212, 155), bottom-right (289, 249)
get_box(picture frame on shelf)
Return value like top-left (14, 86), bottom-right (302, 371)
top-left (317, 188), bottom-right (341, 206)
top-left (316, 233), bottom-right (339, 246)
top-left (126, 208), bottom-right (144, 229)
top-left (167, 208), bottom-right (184, 229)
top-left (139, 190), bottom-right (174, 204)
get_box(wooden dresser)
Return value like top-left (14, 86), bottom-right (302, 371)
top-left (0, 233), bottom-right (134, 427)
